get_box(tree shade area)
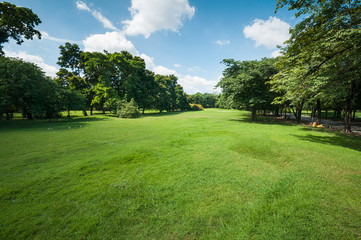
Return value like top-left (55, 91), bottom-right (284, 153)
top-left (217, 0), bottom-right (361, 132)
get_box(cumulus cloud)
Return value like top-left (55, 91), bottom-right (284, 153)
top-left (215, 40), bottom-right (230, 46)
top-left (83, 31), bottom-right (138, 55)
top-left (123, 0), bottom-right (195, 38)
top-left (139, 53), bottom-right (216, 94)
top-left (178, 75), bottom-right (218, 94)
top-left (76, 1), bottom-right (117, 30)
top-left (4, 50), bottom-right (58, 77)
top-left (271, 50), bottom-right (283, 58)
top-left (174, 63), bottom-right (181, 68)
top-left (243, 16), bottom-right (290, 49)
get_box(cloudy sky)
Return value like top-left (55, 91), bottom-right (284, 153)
top-left (5, 0), bottom-right (295, 94)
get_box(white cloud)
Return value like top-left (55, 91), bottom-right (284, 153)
top-left (83, 31), bottom-right (138, 55)
top-left (153, 65), bottom-right (178, 75)
top-left (4, 50), bottom-right (58, 77)
top-left (243, 16), bottom-right (290, 49)
top-left (139, 53), bottom-right (216, 94)
top-left (76, 1), bottom-right (117, 30)
top-left (40, 31), bottom-right (80, 44)
top-left (174, 63), bottom-right (181, 68)
top-left (215, 40), bottom-right (230, 46)
top-left (123, 0), bottom-right (195, 38)
top-left (139, 53), bottom-right (155, 69)
top-left (178, 75), bottom-right (218, 94)
top-left (271, 50), bottom-right (283, 58)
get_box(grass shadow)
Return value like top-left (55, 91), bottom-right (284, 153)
top-left (0, 115), bottom-right (108, 132)
top-left (290, 132), bottom-right (361, 152)
top-left (230, 113), bottom-right (298, 127)
top-left (140, 111), bottom-right (184, 118)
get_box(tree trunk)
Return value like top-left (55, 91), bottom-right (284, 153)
top-left (142, 107), bottom-right (145, 114)
top-left (90, 106), bottom-right (93, 115)
top-left (251, 107), bottom-right (257, 121)
top-left (82, 110), bottom-right (88, 116)
top-left (352, 110), bottom-right (356, 120)
top-left (343, 81), bottom-right (356, 133)
top-left (284, 104), bottom-right (287, 119)
top-left (343, 109), bottom-right (352, 132)
top-left (325, 109), bottom-right (328, 119)
top-left (67, 110), bottom-right (71, 118)
top-left (316, 99), bottom-right (321, 125)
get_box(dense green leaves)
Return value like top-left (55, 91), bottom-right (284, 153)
top-left (274, 0), bottom-right (361, 131)
top-left (56, 43), bottom-right (190, 115)
top-left (0, 2), bottom-right (41, 55)
top-left (217, 58), bottom-right (278, 120)
top-left (0, 57), bottom-right (60, 120)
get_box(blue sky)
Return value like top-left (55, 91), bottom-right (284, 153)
top-left (5, 0), bottom-right (296, 94)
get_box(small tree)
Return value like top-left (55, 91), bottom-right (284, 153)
top-left (118, 99), bottom-right (140, 118)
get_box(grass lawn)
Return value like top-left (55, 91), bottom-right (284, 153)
top-left (1, 109), bottom-right (360, 239)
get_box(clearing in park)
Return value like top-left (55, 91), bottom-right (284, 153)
top-left (0, 109), bottom-right (360, 239)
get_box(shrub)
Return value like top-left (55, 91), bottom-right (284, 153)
top-left (117, 99), bottom-right (140, 118)
top-left (190, 103), bottom-right (204, 111)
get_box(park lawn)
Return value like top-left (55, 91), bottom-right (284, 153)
top-left (0, 109), bottom-right (360, 239)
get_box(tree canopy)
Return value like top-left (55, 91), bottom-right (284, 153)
top-left (0, 1), bottom-right (42, 55)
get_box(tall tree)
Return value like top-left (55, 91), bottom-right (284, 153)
top-left (0, 2), bottom-right (41, 55)
top-left (217, 58), bottom-right (278, 121)
top-left (0, 57), bottom-right (60, 120)
top-left (275, 0), bottom-right (361, 132)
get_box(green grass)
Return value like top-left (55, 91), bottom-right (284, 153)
top-left (1, 109), bottom-right (360, 239)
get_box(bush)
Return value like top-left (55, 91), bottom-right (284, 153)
top-left (190, 103), bottom-right (204, 111)
top-left (117, 99), bottom-right (140, 118)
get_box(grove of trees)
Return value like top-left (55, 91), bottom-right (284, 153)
top-left (217, 0), bottom-right (361, 132)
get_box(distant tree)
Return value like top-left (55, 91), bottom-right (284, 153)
top-left (217, 58), bottom-right (278, 121)
top-left (0, 2), bottom-right (41, 55)
top-left (189, 92), bottom-right (218, 108)
top-left (58, 88), bottom-right (86, 117)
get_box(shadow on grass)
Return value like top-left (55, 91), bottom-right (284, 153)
top-left (291, 131), bottom-right (361, 152)
top-left (140, 111), bottom-right (184, 118)
top-left (0, 115), bottom-right (108, 132)
top-left (230, 114), bottom-right (298, 127)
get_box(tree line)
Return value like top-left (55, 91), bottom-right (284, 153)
top-left (217, 0), bottom-right (361, 132)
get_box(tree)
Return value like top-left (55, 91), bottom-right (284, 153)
top-left (0, 2), bottom-right (41, 55)
top-left (275, 0), bottom-right (361, 132)
top-left (58, 88), bottom-right (86, 117)
top-left (189, 92), bottom-right (218, 108)
top-left (0, 56), bottom-right (60, 120)
top-left (217, 58), bottom-right (278, 121)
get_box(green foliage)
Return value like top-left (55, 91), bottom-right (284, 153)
top-left (118, 98), bottom-right (140, 118)
top-left (58, 88), bottom-right (86, 117)
top-left (274, 0), bottom-right (361, 131)
top-left (0, 2), bottom-right (41, 55)
top-left (190, 103), bottom-right (204, 111)
top-left (188, 92), bottom-right (218, 108)
top-left (0, 56), bottom-right (60, 120)
top-left (217, 58), bottom-right (279, 120)
top-left (56, 46), bottom-right (189, 115)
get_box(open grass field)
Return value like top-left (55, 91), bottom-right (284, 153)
top-left (1, 109), bottom-right (360, 239)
